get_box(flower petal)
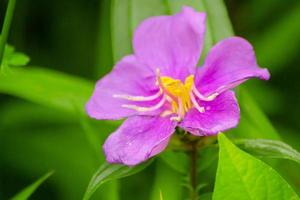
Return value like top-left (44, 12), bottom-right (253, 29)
top-left (103, 116), bottom-right (177, 166)
top-left (86, 55), bottom-right (159, 120)
top-left (196, 37), bottom-right (270, 96)
top-left (133, 6), bottom-right (206, 81)
top-left (179, 91), bottom-right (240, 136)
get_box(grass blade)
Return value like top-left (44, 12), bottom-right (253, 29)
top-left (11, 171), bottom-right (54, 200)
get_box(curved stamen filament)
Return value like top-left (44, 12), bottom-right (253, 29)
top-left (122, 95), bottom-right (166, 112)
top-left (115, 68), bottom-right (217, 120)
top-left (160, 110), bottom-right (173, 117)
top-left (190, 92), bottom-right (205, 113)
top-left (192, 85), bottom-right (218, 101)
top-left (113, 89), bottom-right (162, 101)
top-left (178, 98), bottom-right (184, 118)
top-left (165, 95), bottom-right (173, 103)
top-left (170, 116), bottom-right (181, 122)
top-left (156, 68), bottom-right (177, 102)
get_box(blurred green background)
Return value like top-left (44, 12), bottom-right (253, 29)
top-left (1, 0), bottom-right (300, 199)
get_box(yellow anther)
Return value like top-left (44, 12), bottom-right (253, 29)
top-left (160, 75), bottom-right (195, 118)
top-left (117, 70), bottom-right (208, 120)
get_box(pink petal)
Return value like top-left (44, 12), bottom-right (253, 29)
top-left (196, 37), bottom-right (270, 96)
top-left (103, 116), bottom-right (177, 166)
top-left (179, 91), bottom-right (240, 136)
top-left (86, 55), bottom-right (159, 120)
top-left (133, 6), bottom-right (206, 81)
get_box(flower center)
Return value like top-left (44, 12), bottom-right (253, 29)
top-left (113, 68), bottom-right (218, 122)
top-left (159, 75), bottom-right (194, 119)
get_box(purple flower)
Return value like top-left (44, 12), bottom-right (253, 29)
top-left (86, 6), bottom-right (270, 166)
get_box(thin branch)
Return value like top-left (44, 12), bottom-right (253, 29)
top-left (0, 0), bottom-right (16, 69)
top-left (190, 141), bottom-right (198, 200)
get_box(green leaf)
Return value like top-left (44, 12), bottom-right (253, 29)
top-left (0, 123), bottom-right (105, 200)
top-left (83, 160), bottom-right (152, 200)
top-left (236, 139), bottom-right (300, 164)
top-left (231, 89), bottom-right (280, 140)
top-left (150, 161), bottom-right (183, 200)
top-left (159, 150), bottom-right (188, 174)
top-left (77, 113), bottom-right (103, 158)
top-left (0, 66), bottom-right (119, 148)
top-left (166, 0), bottom-right (202, 12)
top-left (11, 171), bottom-right (54, 200)
top-left (131, 0), bottom-right (167, 29)
top-left (96, 0), bottom-right (113, 77)
top-left (111, 0), bottom-right (167, 62)
top-left (0, 67), bottom-right (93, 113)
top-left (254, 3), bottom-right (300, 72)
top-left (200, 192), bottom-right (213, 200)
top-left (1, 45), bottom-right (30, 69)
top-left (213, 134), bottom-right (299, 200)
top-left (198, 145), bottom-right (218, 172)
top-left (202, 0), bottom-right (233, 42)
top-left (7, 52), bottom-right (30, 67)
top-left (111, 0), bottom-right (132, 62)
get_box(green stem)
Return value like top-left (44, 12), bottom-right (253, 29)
top-left (0, 0), bottom-right (16, 69)
top-left (190, 141), bottom-right (198, 200)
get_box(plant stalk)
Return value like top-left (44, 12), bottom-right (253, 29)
top-left (190, 141), bottom-right (198, 200)
top-left (0, 0), bottom-right (16, 69)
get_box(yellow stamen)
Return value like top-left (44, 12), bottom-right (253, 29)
top-left (115, 69), bottom-right (212, 121)
top-left (160, 75), bottom-right (195, 118)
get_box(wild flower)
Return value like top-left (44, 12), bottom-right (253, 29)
top-left (86, 6), bottom-right (270, 166)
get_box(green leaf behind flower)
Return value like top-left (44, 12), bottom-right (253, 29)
top-left (159, 150), bottom-right (189, 174)
top-left (254, 3), bottom-right (300, 73)
top-left (11, 171), bottom-right (54, 200)
top-left (83, 160), bottom-right (153, 200)
top-left (230, 89), bottom-right (280, 140)
top-left (150, 161), bottom-right (183, 200)
top-left (236, 138), bottom-right (300, 164)
top-left (0, 66), bottom-right (93, 113)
